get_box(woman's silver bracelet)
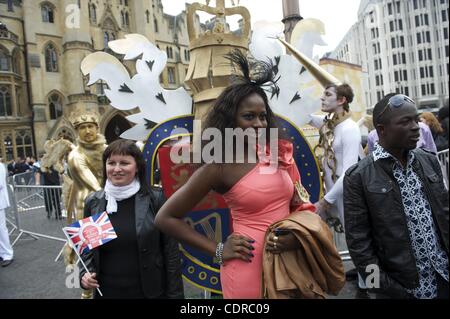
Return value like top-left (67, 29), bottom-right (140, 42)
top-left (215, 242), bottom-right (224, 265)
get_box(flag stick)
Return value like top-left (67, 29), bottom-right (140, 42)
top-left (62, 230), bottom-right (103, 297)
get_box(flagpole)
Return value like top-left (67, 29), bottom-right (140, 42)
top-left (62, 230), bottom-right (103, 297)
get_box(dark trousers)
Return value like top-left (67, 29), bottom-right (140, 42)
top-left (43, 188), bottom-right (62, 218)
top-left (436, 273), bottom-right (449, 299)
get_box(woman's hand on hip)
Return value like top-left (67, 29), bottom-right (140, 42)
top-left (81, 272), bottom-right (99, 289)
top-left (223, 233), bottom-right (255, 263)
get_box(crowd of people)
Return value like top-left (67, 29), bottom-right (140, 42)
top-left (6, 156), bottom-right (38, 177)
top-left (1, 51), bottom-right (448, 299)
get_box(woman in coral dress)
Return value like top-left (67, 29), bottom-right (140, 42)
top-left (155, 51), bottom-right (314, 298)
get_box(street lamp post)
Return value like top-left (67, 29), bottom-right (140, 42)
top-left (282, 0), bottom-right (302, 43)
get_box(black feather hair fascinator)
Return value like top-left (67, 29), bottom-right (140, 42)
top-left (224, 49), bottom-right (281, 99)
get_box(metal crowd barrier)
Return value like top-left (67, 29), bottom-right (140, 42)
top-left (438, 149), bottom-right (449, 187)
top-left (5, 184), bottom-right (18, 236)
top-left (333, 231), bottom-right (351, 261)
top-left (9, 184), bottom-right (68, 262)
top-left (6, 184), bottom-right (351, 300)
top-left (12, 171), bottom-right (36, 186)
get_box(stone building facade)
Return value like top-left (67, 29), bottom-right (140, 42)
top-left (0, 0), bottom-right (196, 160)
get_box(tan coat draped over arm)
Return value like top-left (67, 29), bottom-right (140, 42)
top-left (262, 211), bottom-right (345, 299)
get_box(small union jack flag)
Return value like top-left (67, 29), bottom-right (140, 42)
top-left (63, 211), bottom-right (117, 255)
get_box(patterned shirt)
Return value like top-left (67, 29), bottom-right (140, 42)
top-left (373, 143), bottom-right (449, 299)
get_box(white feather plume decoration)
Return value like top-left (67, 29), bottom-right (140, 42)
top-left (81, 18), bottom-right (331, 140)
top-left (81, 34), bottom-right (192, 141)
top-left (249, 18), bottom-right (330, 127)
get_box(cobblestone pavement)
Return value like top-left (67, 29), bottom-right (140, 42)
top-left (0, 205), bottom-right (363, 299)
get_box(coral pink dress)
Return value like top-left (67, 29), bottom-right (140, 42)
top-left (220, 140), bottom-right (314, 299)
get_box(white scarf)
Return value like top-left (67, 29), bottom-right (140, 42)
top-left (104, 178), bottom-right (141, 214)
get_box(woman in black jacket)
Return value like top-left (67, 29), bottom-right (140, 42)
top-left (79, 139), bottom-right (184, 299)
top-left (420, 112), bottom-right (448, 151)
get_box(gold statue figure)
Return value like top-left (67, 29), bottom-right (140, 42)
top-left (40, 112), bottom-right (106, 299)
top-left (66, 113), bottom-right (106, 224)
top-left (65, 112), bottom-right (107, 299)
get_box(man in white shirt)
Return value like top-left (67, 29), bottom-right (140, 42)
top-left (309, 84), bottom-right (361, 227)
top-left (309, 84), bottom-right (368, 298)
top-left (0, 157), bottom-right (13, 267)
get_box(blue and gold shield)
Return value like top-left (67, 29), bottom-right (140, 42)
top-left (143, 114), bottom-right (321, 294)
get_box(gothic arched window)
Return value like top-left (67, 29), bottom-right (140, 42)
top-left (15, 129), bottom-right (33, 159)
top-left (3, 134), bottom-right (14, 160)
top-left (154, 17), bottom-right (159, 32)
top-left (121, 11), bottom-right (126, 27)
top-left (0, 86), bottom-right (12, 117)
top-left (0, 49), bottom-right (10, 71)
top-left (48, 93), bottom-right (63, 120)
top-left (41, 3), bottom-right (54, 23)
top-left (125, 12), bottom-right (130, 27)
top-left (89, 3), bottom-right (97, 24)
top-left (45, 43), bottom-right (58, 72)
top-left (102, 18), bottom-right (117, 50)
top-left (166, 46), bottom-right (173, 59)
top-left (12, 50), bottom-right (20, 74)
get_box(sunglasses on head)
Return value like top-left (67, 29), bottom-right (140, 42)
top-left (376, 94), bottom-right (416, 123)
